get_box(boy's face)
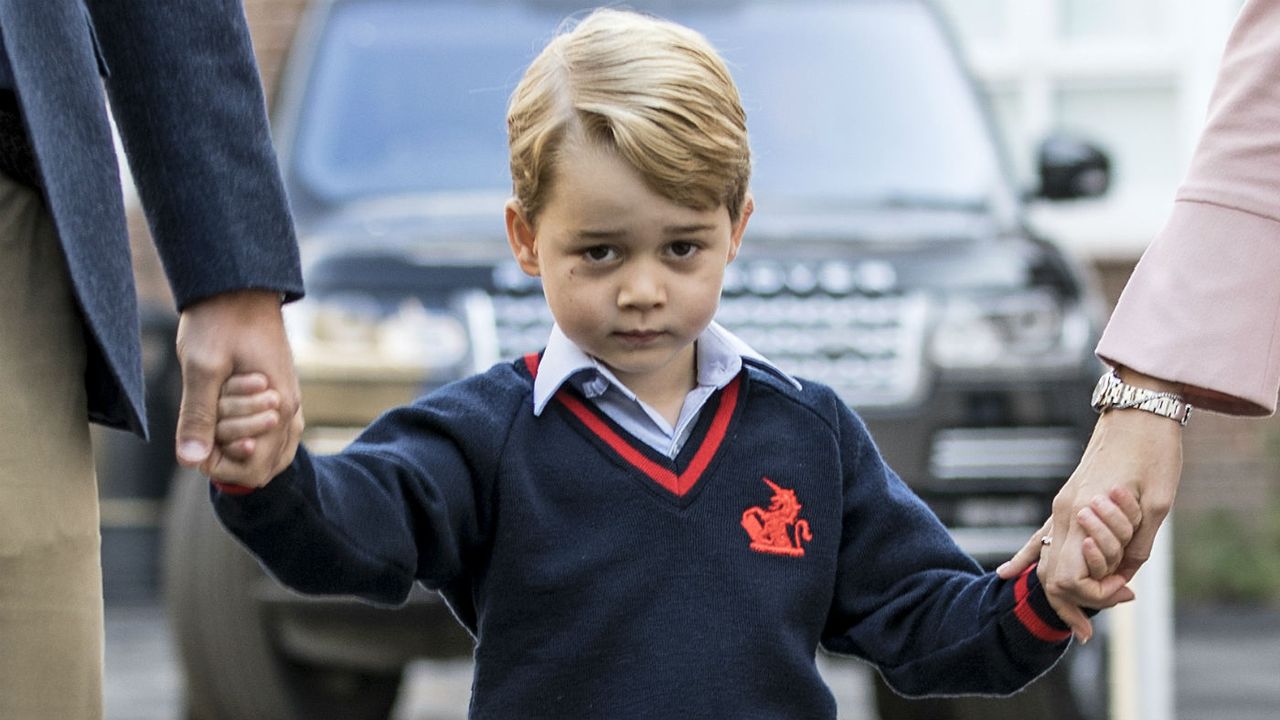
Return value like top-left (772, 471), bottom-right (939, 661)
top-left (506, 141), bottom-right (752, 395)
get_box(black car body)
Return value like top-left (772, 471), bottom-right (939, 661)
top-left (163, 1), bottom-right (1112, 718)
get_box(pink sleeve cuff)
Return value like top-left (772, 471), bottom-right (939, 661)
top-left (1098, 200), bottom-right (1280, 416)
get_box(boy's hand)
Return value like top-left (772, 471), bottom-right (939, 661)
top-left (998, 486), bottom-right (1142, 642)
top-left (200, 372), bottom-right (303, 488)
top-left (215, 373), bottom-right (281, 458)
top-left (1076, 486), bottom-right (1142, 582)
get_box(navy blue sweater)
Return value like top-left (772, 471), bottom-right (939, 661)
top-left (214, 355), bottom-right (1072, 719)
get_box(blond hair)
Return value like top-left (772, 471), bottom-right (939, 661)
top-left (507, 8), bottom-right (750, 224)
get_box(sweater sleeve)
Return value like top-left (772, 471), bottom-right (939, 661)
top-left (1097, 0), bottom-right (1280, 416)
top-left (820, 399), bottom-right (1070, 697)
top-left (211, 369), bottom-right (525, 606)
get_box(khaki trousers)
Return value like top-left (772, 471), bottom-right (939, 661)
top-left (0, 174), bottom-right (103, 720)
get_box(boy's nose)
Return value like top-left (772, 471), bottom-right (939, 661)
top-left (617, 266), bottom-right (666, 309)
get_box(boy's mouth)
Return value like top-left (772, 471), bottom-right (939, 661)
top-left (613, 329), bottom-right (665, 344)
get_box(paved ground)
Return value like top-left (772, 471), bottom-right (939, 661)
top-left (105, 602), bottom-right (1280, 720)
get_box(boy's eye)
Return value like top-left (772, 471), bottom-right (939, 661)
top-left (583, 245), bottom-right (617, 262)
top-left (668, 241), bottom-right (698, 258)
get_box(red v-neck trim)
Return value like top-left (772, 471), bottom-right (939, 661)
top-left (523, 352), bottom-right (740, 497)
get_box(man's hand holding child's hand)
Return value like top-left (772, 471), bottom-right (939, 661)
top-left (999, 486), bottom-right (1142, 644)
top-left (204, 372), bottom-right (303, 489)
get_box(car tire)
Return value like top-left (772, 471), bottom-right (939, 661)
top-left (163, 470), bottom-right (406, 720)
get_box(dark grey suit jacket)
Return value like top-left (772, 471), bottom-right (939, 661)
top-left (0, 0), bottom-right (304, 437)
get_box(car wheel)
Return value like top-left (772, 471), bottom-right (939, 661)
top-left (162, 470), bottom-right (405, 720)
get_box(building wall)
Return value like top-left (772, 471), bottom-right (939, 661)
top-left (936, 0), bottom-right (1244, 259)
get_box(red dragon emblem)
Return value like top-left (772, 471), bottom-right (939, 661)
top-left (741, 477), bottom-right (812, 557)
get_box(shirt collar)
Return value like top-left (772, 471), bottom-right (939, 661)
top-left (531, 321), bottom-right (800, 416)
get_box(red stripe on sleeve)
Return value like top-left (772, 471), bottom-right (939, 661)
top-left (1014, 565), bottom-right (1072, 643)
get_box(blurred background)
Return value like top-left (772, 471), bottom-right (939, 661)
top-left (100, 1), bottom-right (1280, 719)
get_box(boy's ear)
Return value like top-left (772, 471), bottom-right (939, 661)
top-left (504, 199), bottom-right (541, 276)
top-left (727, 193), bottom-right (754, 263)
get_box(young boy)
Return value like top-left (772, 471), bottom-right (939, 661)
top-left (208, 9), bottom-right (1138, 718)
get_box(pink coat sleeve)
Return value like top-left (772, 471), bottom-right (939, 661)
top-left (1097, 0), bottom-right (1280, 416)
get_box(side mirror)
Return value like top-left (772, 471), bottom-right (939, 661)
top-left (1034, 135), bottom-right (1111, 201)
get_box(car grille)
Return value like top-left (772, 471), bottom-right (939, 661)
top-left (484, 259), bottom-right (929, 409)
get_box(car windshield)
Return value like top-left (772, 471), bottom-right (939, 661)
top-left (288, 0), bottom-right (1006, 218)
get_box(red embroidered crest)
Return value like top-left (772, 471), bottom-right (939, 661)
top-left (741, 477), bottom-right (812, 557)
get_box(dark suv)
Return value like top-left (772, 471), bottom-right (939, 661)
top-left (163, 1), bottom-right (1112, 718)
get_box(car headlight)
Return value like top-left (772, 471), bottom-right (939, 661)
top-left (929, 289), bottom-right (1090, 371)
top-left (285, 293), bottom-right (470, 380)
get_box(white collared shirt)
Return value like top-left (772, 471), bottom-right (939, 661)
top-left (532, 322), bottom-right (800, 458)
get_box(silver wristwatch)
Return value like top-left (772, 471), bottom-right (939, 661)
top-left (1090, 370), bottom-right (1192, 426)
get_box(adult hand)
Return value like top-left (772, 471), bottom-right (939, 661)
top-left (998, 368), bottom-right (1183, 641)
top-left (174, 289), bottom-right (301, 487)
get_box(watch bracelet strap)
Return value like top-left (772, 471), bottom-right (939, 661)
top-left (1101, 380), bottom-right (1193, 426)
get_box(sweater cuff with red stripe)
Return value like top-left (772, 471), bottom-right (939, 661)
top-left (1010, 564), bottom-right (1073, 644)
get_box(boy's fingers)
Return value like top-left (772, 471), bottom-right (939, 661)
top-left (1094, 573), bottom-right (1131, 600)
top-left (218, 390), bottom-right (281, 419)
top-left (220, 437), bottom-right (257, 462)
top-left (271, 408), bottom-right (306, 478)
top-left (1082, 537), bottom-right (1109, 579)
top-left (215, 410), bottom-right (280, 443)
top-left (222, 373), bottom-right (270, 396)
top-left (1077, 506), bottom-right (1122, 569)
top-left (1090, 494), bottom-right (1136, 546)
top-left (1066, 571), bottom-right (1130, 608)
top-left (222, 368), bottom-right (270, 392)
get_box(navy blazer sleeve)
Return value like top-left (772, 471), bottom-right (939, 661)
top-left (83, 0), bottom-right (303, 308)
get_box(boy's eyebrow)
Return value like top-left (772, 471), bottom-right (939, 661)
top-left (664, 224), bottom-right (717, 235)
top-left (573, 224), bottom-right (717, 240)
top-left (575, 229), bottom-right (626, 240)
